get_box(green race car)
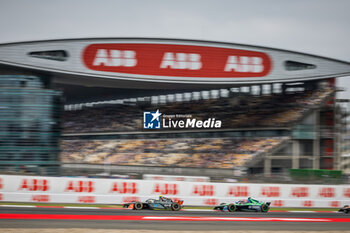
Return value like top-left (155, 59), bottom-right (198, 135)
top-left (214, 197), bottom-right (270, 212)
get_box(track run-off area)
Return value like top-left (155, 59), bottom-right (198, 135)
top-left (0, 206), bottom-right (349, 231)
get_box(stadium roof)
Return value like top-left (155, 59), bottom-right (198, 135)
top-left (0, 38), bottom-right (349, 103)
top-left (0, 38), bottom-right (349, 87)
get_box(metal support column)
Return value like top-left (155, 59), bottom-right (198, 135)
top-left (313, 110), bottom-right (320, 169)
top-left (264, 156), bottom-right (271, 176)
top-left (292, 140), bottom-right (300, 169)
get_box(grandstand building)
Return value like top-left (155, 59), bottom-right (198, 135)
top-left (0, 38), bottom-right (349, 180)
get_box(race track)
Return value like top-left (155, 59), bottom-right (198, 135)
top-left (0, 206), bottom-right (349, 231)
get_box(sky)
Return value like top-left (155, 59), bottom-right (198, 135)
top-left (0, 0), bottom-right (349, 98)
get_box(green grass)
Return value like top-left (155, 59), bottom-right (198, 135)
top-left (0, 202), bottom-right (339, 211)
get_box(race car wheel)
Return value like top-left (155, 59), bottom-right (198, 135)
top-left (171, 203), bottom-right (181, 211)
top-left (344, 209), bottom-right (349, 214)
top-left (261, 204), bottom-right (269, 212)
top-left (228, 204), bottom-right (236, 212)
top-left (134, 202), bottom-right (143, 210)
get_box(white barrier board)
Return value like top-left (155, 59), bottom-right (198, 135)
top-left (0, 175), bottom-right (349, 207)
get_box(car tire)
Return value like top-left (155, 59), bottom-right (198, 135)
top-left (228, 204), bottom-right (236, 212)
top-left (344, 209), bottom-right (349, 214)
top-left (171, 203), bottom-right (181, 211)
top-left (261, 204), bottom-right (269, 212)
top-left (134, 202), bottom-right (143, 210)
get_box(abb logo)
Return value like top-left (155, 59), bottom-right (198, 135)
top-left (261, 186), bottom-right (280, 197)
top-left (224, 56), bottom-right (263, 73)
top-left (0, 193), bottom-right (2, 201)
top-left (203, 198), bottom-right (218, 206)
top-left (153, 183), bottom-right (178, 195)
top-left (160, 52), bottom-right (201, 70)
top-left (93, 49), bottom-right (137, 67)
top-left (31, 195), bottom-right (50, 202)
top-left (192, 185), bottom-right (215, 196)
top-left (122, 196), bottom-right (140, 203)
top-left (227, 186), bottom-right (249, 197)
top-left (78, 196), bottom-right (95, 203)
top-left (0, 177), bottom-right (3, 189)
top-left (343, 188), bottom-right (350, 198)
top-left (318, 187), bottom-right (335, 198)
top-left (65, 181), bottom-right (94, 193)
top-left (110, 182), bottom-right (138, 194)
top-left (330, 201), bottom-right (340, 207)
top-left (302, 200), bottom-right (314, 207)
top-left (272, 200), bottom-right (284, 207)
top-left (291, 187), bottom-right (309, 198)
top-left (19, 179), bottom-right (49, 191)
top-left (83, 43), bottom-right (271, 78)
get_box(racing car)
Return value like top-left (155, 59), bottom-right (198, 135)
top-left (338, 205), bottom-right (350, 213)
top-left (123, 195), bottom-right (184, 211)
top-left (214, 197), bottom-right (270, 212)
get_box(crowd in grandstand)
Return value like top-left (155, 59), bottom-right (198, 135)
top-left (60, 83), bottom-right (333, 170)
top-left (62, 86), bottom-right (333, 133)
top-left (61, 137), bottom-right (286, 168)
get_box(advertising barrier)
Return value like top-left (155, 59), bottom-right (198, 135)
top-left (0, 175), bottom-right (349, 207)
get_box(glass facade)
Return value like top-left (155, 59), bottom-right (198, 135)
top-left (0, 75), bottom-right (61, 175)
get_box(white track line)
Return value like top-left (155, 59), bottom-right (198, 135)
top-left (0, 205), bottom-right (35, 208)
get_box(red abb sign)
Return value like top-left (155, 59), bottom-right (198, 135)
top-left (329, 201), bottom-right (340, 207)
top-left (153, 183), bottom-right (178, 195)
top-left (302, 200), bottom-right (314, 207)
top-left (31, 194), bottom-right (50, 202)
top-left (261, 186), bottom-right (280, 197)
top-left (203, 198), bottom-right (218, 206)
top-left (272, 200), bottom-right (284, 207)
top-left (78, 196), bottom-right (95, 203)
top-left (0, 177), bottom-right (3, 190)
top-left (192, 185), bottom-right (215, 196)
top-left (110, 182), bottom-right (138, 194)
top-left (83, 44), bottom-right (271, 78)
top-left (343, 188), bottom-right (350, 198)
top-left (318, 187), bottom-right (335, 198)
top-left (65, 181), bottom-right (94, 193)
top-left (291, 187), bottom-right (309, 198)
top-left (227, 186), bottom-right (249, 197)
top-left (19, 179), bottom-right (49, 191)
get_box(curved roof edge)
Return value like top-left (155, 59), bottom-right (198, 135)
top-left (0, 37), bottom-right (349, 65)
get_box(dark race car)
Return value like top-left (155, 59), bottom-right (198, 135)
top-left (214, 197), bottom-right (270, 212)
top-left (339, 205), bottom-right (350, 213)
top-left (123, 196), bottom-right (184, 211)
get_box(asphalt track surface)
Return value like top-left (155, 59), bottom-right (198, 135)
top-left (0, 207), bottom-right (349, 231)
